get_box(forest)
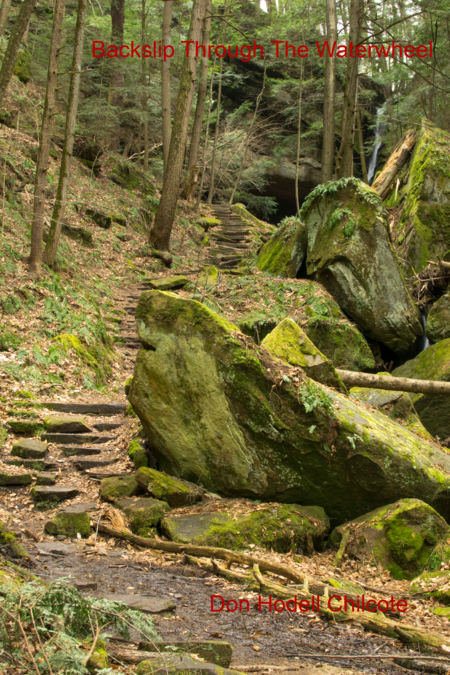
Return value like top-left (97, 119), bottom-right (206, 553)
top-left (1, 0), bottom-right (450, 673)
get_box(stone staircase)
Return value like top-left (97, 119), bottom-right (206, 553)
top-left (208, 205), bottom-right (253, 269)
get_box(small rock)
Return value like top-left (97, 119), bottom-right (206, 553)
top-left (11, 438), bottom-right (47, 459)
top-left (0, 472), bottom-right (32, 486)
top-left (146, 275), bottom-right (189, 291)
top-left (64, 502), bottom-right (98, 513)
top-left (135, 467), bottom-right (203, 507)
top-left (7, 420), bottom-right (43, 436)
top-left (32, 486), bottom-right (79, 503)
top-left (74, 580), bottom-right (98, 591)
top-left (100, 475), bottom-right (140, 503)
top-left (44, 415), bottom-right (91, 434)
top-left (101, 593), bottom-right (175, 614)
top-left (115, 497), bottom-right (170, 536)
top-left (35, 472), bottom-right (56, 486)
top-left (45, 509), bottom-right (91, 537)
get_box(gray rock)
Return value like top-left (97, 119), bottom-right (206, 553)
top-left (74, 458), bottom-right (116, 470)
top-left (60, 446), bottom-right (103, 457)
top-left (32, 486), bottom-right (79, 502)
top-left (41, 433), bottom-right (116, 445)
top-left (138, 641), bottom-right (233, 668)
top-left (44, 415), bottom-right (91, 434)
top-left (36, 541), bottom-right (83, 555)
top-left (35, 472), bottom-right (56, 486)
top-left (101, 593), bottom-right (175, 614)
top-left (11, 438), bottom-right (47, 459)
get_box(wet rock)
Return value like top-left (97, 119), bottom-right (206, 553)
top-left (129, 291), bottom-right (450, 524)
top-left (135, 468), bottom-right (203, 507)
top-left (101, 593), bottom-right (175, 614)
top-left (115, 496), bottom-right (170, 536)
top-left (0, 472), bottom-right (32, 485)
top-left (162, 504), bottom-right (329, 553)
top-left (32, 486), bottom-right (79, 503)
top-left (257, 217), bottom-right (307, 277)
top-left (349, 372), bottom-right (433, 440)
top-left (261, 317), bottom-right (345, 389)
top-left (392, 338), bottom-right (450, 439)
top-left (138, 641), bottom-right (233, 668)
top-left (11, 438), bottom-right (47, 459)
top-left (44, 415), bottom-right (91, 434)
top-left (99, 475), bottom-right (140, 502)
top-left (147, 276), bottom-right (189, 291)
top-left (330, 498), bottom-right (449, 579)
top-left (7, 419), bottom-right (44, 436)
top-left (45, 509), bottom-right (91, 537)
top-left (302, 177), bottom-right (422, 352)
top-left (35, 472), bottom-right (56, 485)
top-left (426, 292), bottom-right (450, 343)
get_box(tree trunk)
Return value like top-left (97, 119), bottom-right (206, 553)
top-left (149, 0), bottom-right (206, 251)
top-left (141, 0), bottom-right (148, 172)
top-left (294, 61), bottom-right (304, 213)
top-left (43, 0), bottom-right (87, 267)
top-left (337, 369), bottom-right (450, 396)
top-left (207, 58), bottom-right (224, 204)
top-left (371, 129), bottom-right (416, 199)
top-left (161, 0), bottom-right (174, 174)
top-left (109, 0), bottom-right (125, 152)
top-left (229, 58), bottom-right (267, 205)
top-left (356, 107), bottom-right (368, 183)
top-left (0, 0), bottom-right (36, 107)
top-left (335, 0), bottom-right (363, 179)
top-left (195, 45), bottom-right (219, 209)
top-left (321, 0), bottom-right (337, 182)
top-left (29, 0), bottom-right (65, 276)
top-left (181, 0), bottom-right (212, 200)
top-left (0, 0), bottom-right (11, 38)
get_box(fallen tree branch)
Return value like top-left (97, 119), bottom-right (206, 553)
top-left (336, 369), bottom-right (450, 395)
top-left (428, 260), bottom-right (450, 270)
top-left (372, 129), bottom-right (416, 200)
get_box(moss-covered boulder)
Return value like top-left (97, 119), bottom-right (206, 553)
top-left (135, 468), bottom-right (203, 507)
top-left (129, 439), bottom-right (148, 469)
top-left (257, 218), bottom-right (307, 277)
top-left (115, 497), bottom-right (170, 537)
top-left (330, 498), bottom-right (449, 580)
top-left (7, 420), bottom-right (43, 436)
top-left (302, 177), bottom-right (422, 353)
top-left (261, 318), bottom-right (345, 389)
top-left (44, 415), bottom-right (91, 434)
top-left (426, 292), bottom-right (450, 343)
top-left (11, 438), bottom-right (47, 459)
top-left (410, 569), bottom-right (450, 603)
top-left (392, 339), bottom-right (450, 439)
top-left (45, 509), bottom-right (91, 538)
top-left (128, 291), bottom-right (450, 525)
top-left (350, 372), bottom-right (433, 440)
top-left (99, 475), bottom-right (140, 503)
top-left (162, 504), bottom-right (329, 553)
top-left (385, 121), bottom-right (450, 273)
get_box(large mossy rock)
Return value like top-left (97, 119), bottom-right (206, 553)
top-left (162, 504), bottom-right (329, 553)
top-left (261, 317), bottom-right (345, 389)
top-left (350, 372), bottom-right (433, 440)
top-left (257, 218), bottom-right (307, 277)
top-left (128, 291), bottom-right (450, 525)
top-left (426, 292), bottom-right (450, 343)
top-left (392, 339), bottom-right (450, 439)
top-left (301, 177), bottom-right (421, 353)
top-left (385, 121), bottom-right (450, 274)
top-left (135, 467), bottom-right (203, 506)
top-left (115, 496), bottom-right (170, 537)
top-left (330, 498), bottom-right (449, 580)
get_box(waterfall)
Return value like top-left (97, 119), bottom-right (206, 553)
top-left (418, 314), bottom-right (430, 353)
top-left (367, 105), bottom-right (386, 185)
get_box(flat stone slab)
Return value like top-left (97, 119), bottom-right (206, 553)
top-left (0, 472), bottom-right (32, 486)
top-left (11, 438), bottom-right (47, 459)
top-left (5, 459), bottom-right (56, 470)
top-left (147, 276), bottom-right (189, 291)
top-left (32, 486), bottom-right (79, 502)
top-left (94, 422), bottom-right (123, 431)
top-left (74, 458), bottom-right (116, 470)
top-left (101, 593), bottom-right (175, 614)
top-left (139, 641), bottom-right (233, 668)
top-left (8, 420), bottom-right (43, 435)
top-left (43, 402), bottom-right (126, 416)
top-left (74, 580), bottom-right (98, 591)
top-left (60, 446), bottom-right (103, 457)
top-left (135, 654), bottom-right (243, 675)
top-left (36, 541), bottom-right (82, 556)
top-left (35, 472), bottom-right (56, 486)
top-left (63, 502), bottom-right (98, 513)
top-left (44, 415), bottom-right (91, 434)
top-left (41, 433), bottom-right (116, 445)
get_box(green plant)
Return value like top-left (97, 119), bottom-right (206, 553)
top-left (298, 380), bottom-right (334, 415)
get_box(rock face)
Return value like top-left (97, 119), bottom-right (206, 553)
top-left (386, 121), bottom-right (450, 273)
top-left (330, 498), bottom-right (449, 580)
top-left (128, 291), bottom-right (450, 524)
top-left (162, 504), bottom-right (329, 553)
top-left (349, 372), bottom-right (433, 440)
top-left (135, 467), bottom-right (203, 507)
top-left (392, 339), bottom-right (450, 439)
top-left (301, 177), bottom-right (422, 353)
top-left (115, 497), bottom-right (170, 536)
top-left (426, 292), bottom-right (450, 343)
top-left (261, 318), bottom-right (345, 389)
top-left (257, 218), bottom-right (307, 277)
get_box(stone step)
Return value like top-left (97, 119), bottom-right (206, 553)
top-left (41, 433), bottom-right (117, 445)
top-left (32, 486), bottom-right (79, 502)
top-left (42, 402), bottom-right (126, 416)
top-left (73, 458), bottom-right (117, 470)
top-left (5, 458), bottom-right (57, 470)
top-left (60, 445), bottom-right (108, 457)
top-left (93, 422), bottom-right (124, 432)
top-left (88, 470), bottom-right (133, 480)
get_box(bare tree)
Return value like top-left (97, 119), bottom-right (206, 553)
top-left (29, 0), bottom-right (66, 276)
top-left (43, 0), bottom-right (87, 267)
top-left (161, 0), bottom-right (174, 173)
top-left (0, 0), bottom-right (12, 38)
top-left (109, 0), bottom-right (125, 152)
top-left (207, 57), bottom-right (224, 204)
top-left (0, 0), bottom-right (36, 107)
top-left (141, 0), bottom-right (149, 171)
top-left (149, 0), bottom-right (206, 251)
top-left (321, 0), bottom-right (337, 182)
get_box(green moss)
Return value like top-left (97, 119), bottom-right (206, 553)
top-left (129, 439), bottom-right (148, 469)
top-left (45, 511), bottom-right (91, 538)
top-left (53, 333), bottom-right (114, 387)
top-left (116, 497), bottom-right (170, 537)
top-left (100, 476), bottom-right (140, 503)
top-left (135, 467), bottom-right (202, 506)
top-left (7, 419), bottom-right (44, 436)
top-left (0, 425), bottom-right (7, 449)
top-left (426, 292), bottom-right (450, 343)
top-left (0, 521), bottom-right (29, 559)
top-left (257, 219), bottom-right (307, 277)
top-left (125, 376), bottom-right (133, 396)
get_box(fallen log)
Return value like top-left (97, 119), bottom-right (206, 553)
top-left (336, 369), bottom-right (450, 395)
top-left (372, 129), bottom-right (416, 200)
top-left (428, 260), bottom-right (450, 270)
